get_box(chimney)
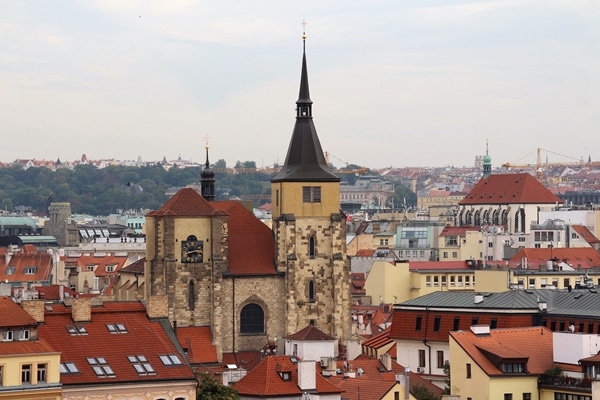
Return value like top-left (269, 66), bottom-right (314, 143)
top-left (21, 300), bottom-right (45, 323)
top-left (146, 295), bottom-right (169, 319)
top-left (474, 293), bottom-right (484, 304)
top-left (72, 297), bottom-right (92, 322)
top-left (297, 360), bottom-right (316, 392)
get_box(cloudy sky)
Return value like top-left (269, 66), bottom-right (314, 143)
top-left (1, 1), bottom-right (599, 169)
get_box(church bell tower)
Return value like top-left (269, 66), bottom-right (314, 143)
top-left (271, 32), bottom-right (351, 342)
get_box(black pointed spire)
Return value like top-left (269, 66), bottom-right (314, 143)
top-left (200, 144), bottom-right (215, 201)
top-left (271, 32), bottom-right (339, 183)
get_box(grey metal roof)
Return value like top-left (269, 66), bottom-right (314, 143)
top-left (398, 288), bottom-right (600, 318)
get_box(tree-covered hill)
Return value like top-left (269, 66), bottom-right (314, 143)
top-left (0, 162), bottom-right (415, 216)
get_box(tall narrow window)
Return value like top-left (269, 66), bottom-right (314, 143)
top-left (466, 363), bottom-right (471, 379)
top-left (415, 315), bottom-right (422, 331)
top-left (453, 317), bottom-right (460, 331)
top-left (309, 236), bottom-right (316, 258)
top-left (490, 318), bottom-right (497, 329)
top-left (308, 280), bottom-right (315, 303)
top-left (37, 363), bottom-right (47, 383)
top-left (21, 364), bottom-right (32, 384)
top-left (0, 365), bottom-right (3, 386)
top-left (433, 316), bottom-right (441, 332)
top-left (437, 351), bottom-right (444, 368)
top-left (418, 349), bottom-right (426, 368)
top-left (188, 280), bottom-right (195, 311)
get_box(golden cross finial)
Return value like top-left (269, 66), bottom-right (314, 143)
top-left (203, 133), bottom-right (211, 150)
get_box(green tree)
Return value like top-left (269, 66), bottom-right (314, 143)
top-left (442, 360), bottom-right (451, 395)
top-left (196, 372), bottom-right (239, 400)
top-left (412, 383), bottom-right (440, 400)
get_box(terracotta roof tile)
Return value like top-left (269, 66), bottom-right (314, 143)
top-left (439, 226), bottom-right (480, 236)
top-left (284, 325), bottom-right (336, 341)
top-left (450, 327), bottom-right (553, 376)
top-left (176, 326), bottom-right (218, 364)
top-left (233, 356), bottom-right (343, 396)
top-left (38, 301), bottom-right (196, 386)
top-left (571, 225), bottom-right (600, 245)
top-left (459, 173), bottom-right (563, 205)
top-left (146, 187), bottom-right (226, 217)
top-left (211, 201), bottom-right (276, 275)
top-left (0, 252), bottom-right (53, 283)
top-left (509, 247), bottom-right (600, 269)
top-left (0, 296), bottom-right (37, 327)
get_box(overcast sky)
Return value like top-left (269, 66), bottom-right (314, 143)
top-left (1, 1), bottom-right (599, 169)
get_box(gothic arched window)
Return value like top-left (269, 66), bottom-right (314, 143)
top-left (240, 303), bottom-right (264, 334)
top-left (309, 236), bottom-right (316, 258)
top-left (308, 280), bottom-right (315, 303)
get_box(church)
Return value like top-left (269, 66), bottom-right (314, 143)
top-left (145, 34), bottom-right (352, 362)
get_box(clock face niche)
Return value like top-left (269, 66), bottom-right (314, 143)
top-left (181, 235), bottom-right (204, 263)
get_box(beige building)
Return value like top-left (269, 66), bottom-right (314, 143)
top-left (437, 226), bottom-right (482, 261)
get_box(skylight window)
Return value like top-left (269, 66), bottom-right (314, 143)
top-left (87, 357), bottom-right (115, 377)
top-left (60, 362), bottom-right (79, 374)
top-left (128, 355), bottom-right (156, 375)
top-left (159, 354), bottom-right (183, 366)
top-left (106, 323), bottom-right (127, 334)
top-left (66, 325), bottom-right (88, 335)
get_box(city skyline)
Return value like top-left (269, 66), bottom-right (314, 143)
top-left (2, 1), bottom-right (599, 168)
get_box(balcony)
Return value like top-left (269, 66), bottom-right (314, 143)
top-left (538, 375), bottom-right (592, 393)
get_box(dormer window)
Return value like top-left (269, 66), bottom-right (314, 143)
top-left (279, 371), bottom-right (292, 381)
top-left (18, 329), bottom-right (30, 341)
top-left (501, 362), bottom-right (526, 373)
top-left (2, 330), bottom-right (13, 341)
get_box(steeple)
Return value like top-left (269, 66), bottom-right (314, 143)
top-left (483, 140), bottom-right (492, 179)
top-left (271, 31), bottom-right (339, 183)
top-left (200, 143), bottom-right (215, 201)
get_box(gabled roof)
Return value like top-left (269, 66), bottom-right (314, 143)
top-left (35, 284), bottom-right (78, 300)
top-left (233, 356), bottom-right (343, 397)
top-left (39, 301), bottom-right (196, 386)
top-left (0, 296), bottom-right (37, 327)
top-left (0, 251), bottom-right (53, 283)
top-left (62, 254), bottom-right (128, 277)
top-left (571, 225), bottom-right (600, 245)
top-left (509, 247), bottom-right (600, 269)
top-left (176, 326), bottom-right (218, 364)
top-left (450, 327), bottom-right (553, 376)
top-left (211, 201), bottom-right (276, 275)
top-left (323, 356), bottom-right (444, 400)
top-left (120, 257), bottom-right (146, 274)
top-left (284, 325), bottom-right (336, 341)
top-left (146, 187), bottom-right (227, 217)
top-left (459, 173), bottom-right (562, 205)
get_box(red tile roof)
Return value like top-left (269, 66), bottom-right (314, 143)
top-left (0, 338), bottom-right (58, 355)
top-left (450, 327), bottom-right (553, 376)
top-left (34, 284), bottom-right (78, 300)
top-left (38, 301), bottom-right (196, 386)
top-left (176, 326), bottom-right (218, 364)
top-left (146, 187), bottom-right (227, 217)
top-left (284, 325), bottom-right (336, 341)
top-left (0, 251), bottom-right (53, 283)
top-left (459, 173), bottom-right (563, 205)
top-left (211, 201), bottom-right (276, 275)
top-left (509, 247), bottom-right (600, 269)
top-left (571, 225), bottom-right (600, 245)
top-left (0, 296), bottom-right (37, 327)
top-left (323, 356), bottom-right (443, 399)
top-left (233, 356), bottom-right (343, 397)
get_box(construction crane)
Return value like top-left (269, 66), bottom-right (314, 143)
top-left (502, 148), bottom-right (584, 179)
top-left (324, 151), bottom-right (367, 176)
